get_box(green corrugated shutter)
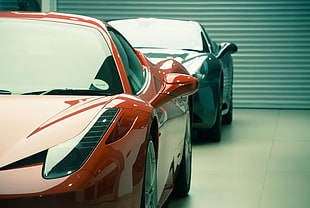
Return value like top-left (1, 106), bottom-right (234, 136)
top-left (0, 0), bottom-right (19, 11)
top-left (55, 0), bottom-right (310, 109)
top-left (0, 0), bottom-right (41, 11)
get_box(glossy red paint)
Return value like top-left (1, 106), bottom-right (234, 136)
top-left (151, 73), bottom-right (199, 107)
top-left (0, 11), bottom-right (198, 208)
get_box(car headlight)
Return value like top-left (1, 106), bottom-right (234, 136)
top-left (43, 108), bottom-right (120, 179)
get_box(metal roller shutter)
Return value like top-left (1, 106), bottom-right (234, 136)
top-left (55, 0), bottom-right (310, 109)
top-left (0, 0), bottom-right (19, 11)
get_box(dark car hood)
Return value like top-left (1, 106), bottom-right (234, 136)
top-left (139, 48), bottom-right (208, 75)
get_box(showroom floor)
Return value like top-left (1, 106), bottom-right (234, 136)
top-left (167, 109), bottom-right (310, 208)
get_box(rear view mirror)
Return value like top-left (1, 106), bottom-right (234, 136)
top-left (151, 73), bottom-right (199, 107)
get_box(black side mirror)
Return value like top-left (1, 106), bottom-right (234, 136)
top-left (216, 42), bottom-right (238, 59)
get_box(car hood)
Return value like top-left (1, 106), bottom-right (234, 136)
top-left (139, 48), bottom-right (208, 75)
top-left (0, 95), bottom-right (111, 168)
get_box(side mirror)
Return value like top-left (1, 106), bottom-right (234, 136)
top-left (216, 42), bottom-right (238, 59)
top-left (151, 73), bottom-right (199, 107)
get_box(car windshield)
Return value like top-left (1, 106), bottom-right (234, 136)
top-left (110, 19), bottom-right (203, 51)
top-left (0, 18), bottom-right (123, 95)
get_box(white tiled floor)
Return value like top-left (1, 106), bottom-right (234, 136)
top-left (167, 109), bottom-right (310, 208)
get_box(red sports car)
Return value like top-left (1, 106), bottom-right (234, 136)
top-left (0, 12), bottom-right (198, 208)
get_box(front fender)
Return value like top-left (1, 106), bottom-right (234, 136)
top-left (204, 54), bottom-right (221, 82)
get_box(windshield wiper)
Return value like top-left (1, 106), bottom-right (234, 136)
top-left (181, 48), bottom-right (203, 53)
top-left (42, 89), bottom-right (112, 96)
top-left (135, 46), bottom-right (168, 50)
top-left (0, 90), bottom-right (12, 95)
top-left (22, 90), bottom-right (46, 95)
top-left (22, 89), bottom-right (111, 96)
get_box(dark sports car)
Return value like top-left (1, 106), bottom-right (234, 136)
top-left (109, 18), bottom-right (238, 142)
top-left (0, 12), bottom-right (199, 208)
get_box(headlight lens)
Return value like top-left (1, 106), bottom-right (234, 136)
top-left (43, 108), bottom-right (120, 179)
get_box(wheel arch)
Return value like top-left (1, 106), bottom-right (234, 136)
top-left (148, 115), bottom-right (159, 160)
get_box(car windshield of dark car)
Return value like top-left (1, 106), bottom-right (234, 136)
top-left (110, 19), bottom-right (203, 52)
top-left (0, 18), bottom-right (123, 95)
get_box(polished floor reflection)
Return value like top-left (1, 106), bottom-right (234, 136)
top-left (167, 109), bottom-right (310, 208)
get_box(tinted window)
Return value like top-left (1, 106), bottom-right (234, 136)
top-left (108, 29), bottom-right (144, 94)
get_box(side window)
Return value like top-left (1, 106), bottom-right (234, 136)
top-left (90, 55), bottom-right (124, 95)
top-left (108, 29), bottom-right (144, 94)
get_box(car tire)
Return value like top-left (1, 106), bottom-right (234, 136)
top-left (199, 87), bottom-right (222, 142)
top-left (141, 138), bottom-right (158, 208)
top-left (208, 101), bottom-right (222, 142)
top-left (222, 91), bottom-right (233, 125)
top-left (198, 113), bottom-right (222, 143)
top-left (172, 110), bottom-right (192, 197)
